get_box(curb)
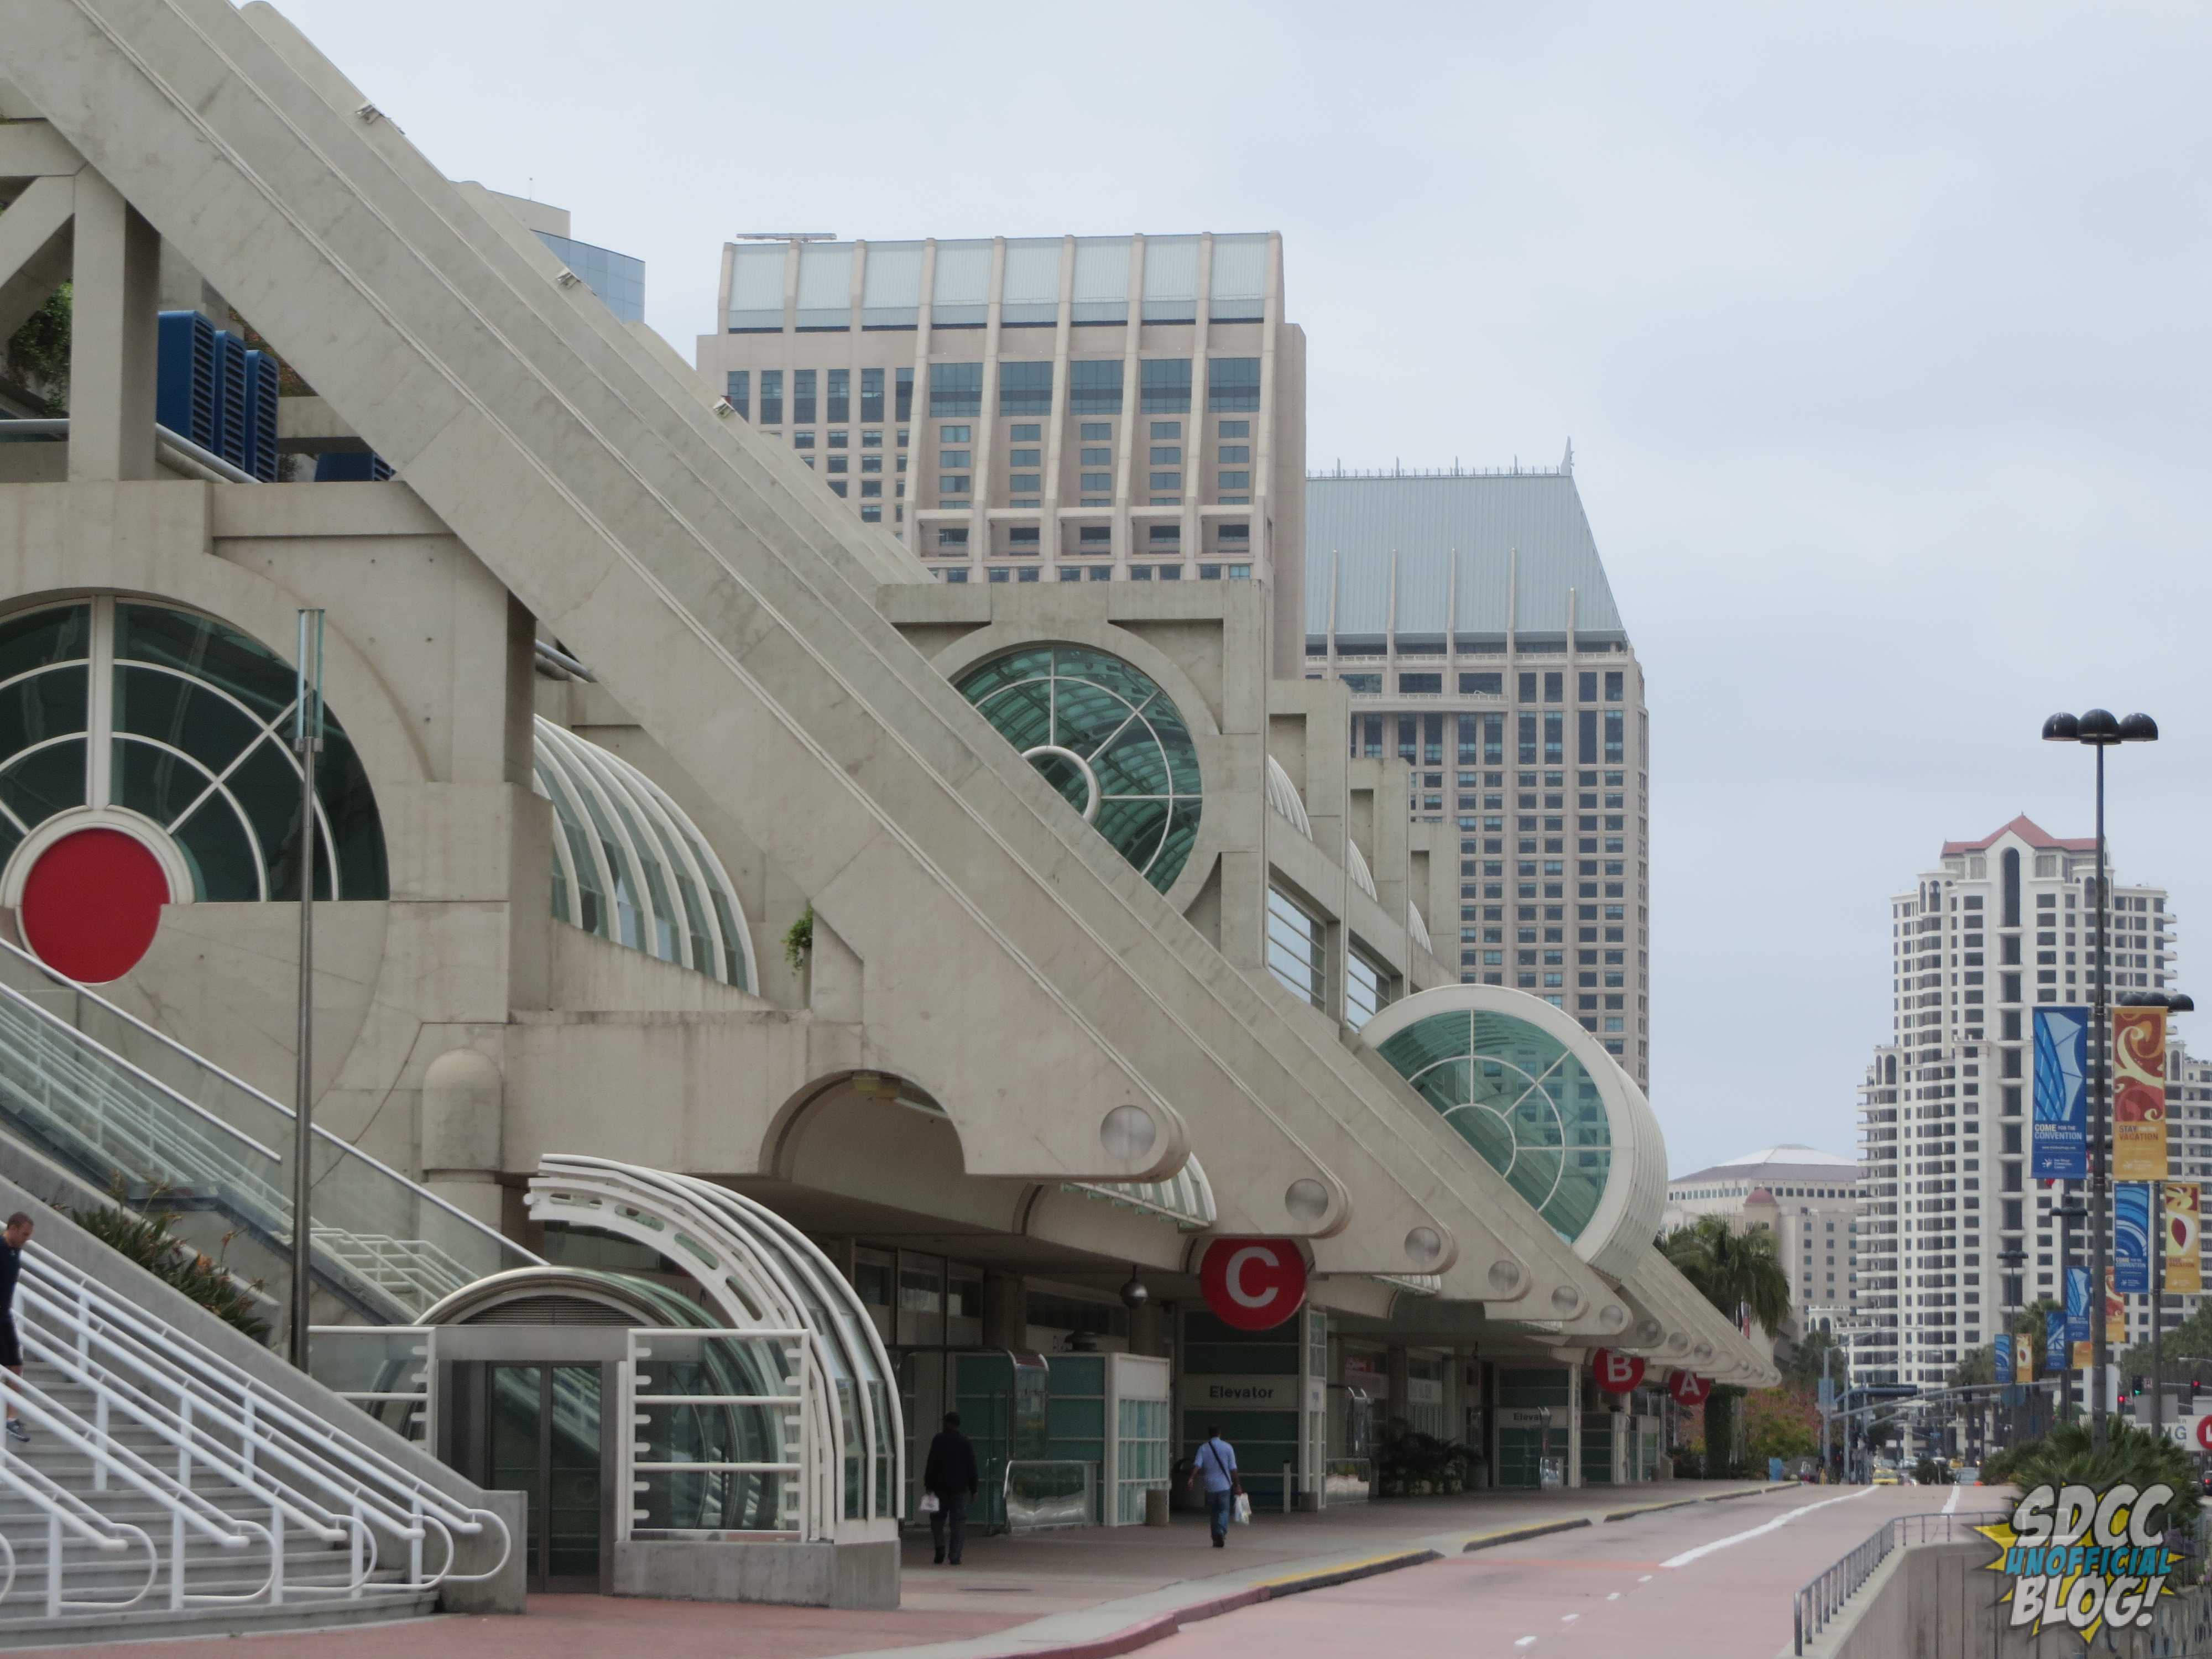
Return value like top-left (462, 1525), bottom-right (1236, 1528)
top-left (969, 1547), bottom-right (1444, 1659)
top-left (1459, 1517), bottom-right (1593, 1553)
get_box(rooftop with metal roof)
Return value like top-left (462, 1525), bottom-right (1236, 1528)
top-left (1304, 451), bottom-right (1627, 649)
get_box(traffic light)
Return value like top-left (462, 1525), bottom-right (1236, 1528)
top-left (2192, 1379), bottom-right (2201, 1408)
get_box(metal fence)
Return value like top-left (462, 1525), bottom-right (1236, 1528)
top-left (1793, 1510), bottom-right (2008, 1655)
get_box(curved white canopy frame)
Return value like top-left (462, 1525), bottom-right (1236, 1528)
top-left (523, 1155), bottom-right (903, 1541)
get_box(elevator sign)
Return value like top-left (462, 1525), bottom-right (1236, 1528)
top-left (1198, 1238), bottom-right (1308, 1332)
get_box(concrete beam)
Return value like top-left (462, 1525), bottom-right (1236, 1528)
top-left (0, 118), bottom-right (84, 180)
top-left (0, 172), bottom-right (73, 342)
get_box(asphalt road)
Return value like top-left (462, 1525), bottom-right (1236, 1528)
top-left (1145, 1485), bottom-right (1980, 1659)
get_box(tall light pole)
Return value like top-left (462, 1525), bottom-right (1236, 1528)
top-left (289, 610), bottom-right (325, 1372)
top-left (2053, 1199), bottom-right (2087, 1423)
top-left (2042, 708), bottom-right (2158, 1450)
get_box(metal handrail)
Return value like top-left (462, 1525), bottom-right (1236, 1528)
top-left (18, 1247), bottom-right (511, 1590)
top-left (0, 936), bottom-right (534, 1261)
top-left (1793, 1508), bottom-right (2009, 1654)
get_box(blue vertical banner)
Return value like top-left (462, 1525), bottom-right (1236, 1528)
top-left (2047, 1310), bottom-right (2068, 1374)
top-left (1994, 1332), bottom-right (2013, 1383)
top-left (2067, 1264), bottom-right (2093, 1366)
top-left (2033, 1005), bottom-right (2091, 1180)
top-left (2116, 1182), bottom-right (2152, 1293)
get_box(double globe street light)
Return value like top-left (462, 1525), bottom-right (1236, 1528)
top-left (2041, 709), bottom-right (2187, 1449)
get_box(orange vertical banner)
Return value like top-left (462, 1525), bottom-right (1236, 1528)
top-left (2106, 1265), bottom-right (2128, 1347)
top-left (2167, 1181), bottom-right (2202, 1296)
top-left (2114, 1005), bottom-right (2169, 1180)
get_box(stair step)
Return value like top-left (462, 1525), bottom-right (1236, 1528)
top-left (0, 1583), bottom-right (441, 1647)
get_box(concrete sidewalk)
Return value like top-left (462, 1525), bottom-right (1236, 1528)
top-left (34, 1481), bottom-right (1796, 1658)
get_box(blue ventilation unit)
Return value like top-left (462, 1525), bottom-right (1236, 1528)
top-left (312, 451), bottom-right (393, 482)
top-left (210, 330), bottom-right (249, 468)
top-left (240, 351), bottom-right (281, 482)
top-left (153, 311), bottom-right (217, 453)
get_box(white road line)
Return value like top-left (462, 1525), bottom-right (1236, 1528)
top-left (1943, 1483), bottom-right (1963, 1516)
top-left (1562, 1613), bottom-right (1579, 1623)
top-left (1660, 1485), bottom-right (1879, 1568)
top-left (1606, 1592), bottom-right (1621, 1600)
top-left (1638, 1574), bottom-right (1653, 1583)
top-left (1514, 1639), bottom-right (1538, 1650)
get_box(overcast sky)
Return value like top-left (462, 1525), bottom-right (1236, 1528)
top-left (276, 0), bottom-right (2212, 1177)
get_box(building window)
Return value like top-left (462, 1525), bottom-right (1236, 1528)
top-left (859, 367), bottom-right (884, 424)
top-left (999, 360), bottom-right (1053, 417)
top-left (1462, 672), bottom-right (1501, 695)
top-left (1070, 361), bottom-right (1123, 415)
top-left (938, 448), bottom-right (970, 469)
top-left (1207, 357), bottom-right (1260, 411)
top-left (1267, 887), bottom-right (1326, 1009)
top-left (1077, 526), bottom-right (1112, 551)
top-left (826, 368), bottom-right (849, 424)
top-left (1149, 472), bottom-right (1181, 491)
top-left (1140, 359), bottom-right (1192, 414)
top-left (723, 370), bottom-right (749, 419)
top-left (1399, 672), bottom-right (1442, 694)
top-left (860, 481), bottom-right (881, 497)
top-left (1081, 421), bottom-right (1113, 441)
top-left (1219, 470), bottom-right (1251, 489)
top-left (1081, 472), bottom-right (1113, 492)
top-left (930, 362), bottom-right (982, 417)
top-left (1605, 670), bottom-right (1624, 702)
top-left (792, 369), bottom-right (817, 425)
top-left (941, 474), bottom-right (971, 494)
top-left (758, 369), bottom-right (783, 426)
top-left (1347, 947), bottom-right (1391, 1031)
top-left (1219, 420), bottom-right (1250, 438)
top-left (1544, 713), bottom-right (1563, 764)
top-left (1604, 709), bottom-right (1623, 763)
top-left (936, 528), bottom-right (969, 552)
top-left (895, 368), bottom-right (914, 423)
top-left (1009, 474), bottom-right (1042, 492)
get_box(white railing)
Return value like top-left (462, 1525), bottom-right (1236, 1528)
top-left (0, 1243), bottom-right (510, 1611)
top-left (620, 1329), bottom-right (811, 1543)
top-left (0, 935), bottom-right (538, 1321)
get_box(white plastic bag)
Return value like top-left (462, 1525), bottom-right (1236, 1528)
top-left (919, 1492), bottom-right (941, 1514)
top-left (1232, 1493), bottom-right (1252, 1525)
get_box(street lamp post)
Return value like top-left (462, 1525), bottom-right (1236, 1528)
top-left (2042, 708), bottom-right (2159, 1452)
top-left (2053, 1200), bottom-right (2088, 1423)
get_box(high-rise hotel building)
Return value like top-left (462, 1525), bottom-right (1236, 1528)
top-left (1855, 816), bottom-right (2192, 1387)
top-left (1302, 457), bottom-right (1651, 1087)
top-left (695, 233), bottom-right (1306, 666)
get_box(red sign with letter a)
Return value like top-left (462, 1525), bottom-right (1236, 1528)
top-left (1668, 1370), bottom-right (1712, 1406)
top-left (1197, 1238), bottom-right (1308, 1332)
top-left (1592, 1349), bottom-right (1645, 1394)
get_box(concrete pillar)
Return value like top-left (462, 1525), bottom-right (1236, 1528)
top-left (980, 1272), bottom-right (1025, 1349)
top-left (68, 169), bottom-right (158, 481)
top-left (1386, 1344), bottom-right (1409, 1430)
top-left (1566, 1364), bottom-right (1583, 1488)
top-left (419, 1047), bottom-right (503, 1229)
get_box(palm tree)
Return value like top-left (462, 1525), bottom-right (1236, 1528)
top-left (1661, 1214), bottom-right (1793, 1338)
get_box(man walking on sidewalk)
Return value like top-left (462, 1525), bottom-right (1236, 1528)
top-left (923, 1411), bottom-right (978, 1566)
top-left (1191, 1426), bottom-right (1238, 1547)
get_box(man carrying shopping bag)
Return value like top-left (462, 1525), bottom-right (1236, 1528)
top-left (922, 1412), bottom-right (979, 1565)
top-left (1188, 1426), bottom-right (1240, 1547)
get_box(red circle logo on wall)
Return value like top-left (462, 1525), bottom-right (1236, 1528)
top-left (1198, 1238), bottom-right (1308, 1332)
top-left (1668, 1371), bottom-right (1713, 1407)
top-left (19, 828), bottom-right (170, 983)
top-left (1592, 1349), bottom-right (1646, 1394)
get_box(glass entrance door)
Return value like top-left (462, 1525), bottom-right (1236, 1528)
top-left (488, 1363), bottom-right (604, 1592)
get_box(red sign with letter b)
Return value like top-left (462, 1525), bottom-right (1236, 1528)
top-left (1197, 1238), bottom-right (1308, 1332)
top-left (1592, 1349), bottom-right (1645, 1394)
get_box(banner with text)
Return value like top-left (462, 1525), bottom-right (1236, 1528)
top-left (1994, 1333), bottom-right (2013, 1386)
top-left (2114, 1005), bottom-right (2169, 1181)
top-left (2116, 1181), bottom-right (2153, 1294)
top-left (2032, 1005), bottom-right (2091, 1180)
top-left (2047, 1310), bottom-right (2068, 1375)
top-left (2068, 1264), bottom-right (2093, 1369)
top-left (2107, 1265), bottom-right (2128, 1347)
top-left (2168, 1181), bottom-right (2203, 1296)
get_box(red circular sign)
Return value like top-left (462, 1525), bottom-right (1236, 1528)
top-left (19, 828), bottom-right (170, 984)
top-left (1593, 1349), bottom-right (1646, 1394)
top-left (1668, 1370), bottom-right (1713, 1406)
top-left (1198, 1238), bottom-right (1308, 1332)
top-left (2195, 1416), bottom-right (2212, 1454)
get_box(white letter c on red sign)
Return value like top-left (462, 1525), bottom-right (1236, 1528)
top-left (1225, 1246), bottom-right (1280, 1310)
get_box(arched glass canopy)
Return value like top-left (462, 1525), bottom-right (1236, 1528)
top-left (0, 597), bottom-right (386, 899)
top-left (954, 646), bottom-right (1201, 893)
top-left (533, 718), bottom-right (755, 990)
top-left (1361, 987), bottom-right (1667, 1280)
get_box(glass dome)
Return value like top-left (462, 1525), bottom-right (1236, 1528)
top-left (0, 597), bottom-right (385, 900)
top-left (533, 718), bottom-right (755, 989)
top-left (955, 646), bottom-right (1201, 893)
top-left (1362, 987), bottom-right (1667, 1279)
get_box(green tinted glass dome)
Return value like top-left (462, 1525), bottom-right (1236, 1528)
top-left (956, 646), bottom-right (1201, 893)
top-left (1363, 987), bottom-right (1667, 1280)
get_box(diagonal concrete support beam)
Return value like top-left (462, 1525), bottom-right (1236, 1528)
top-left (66, 168), bottom-right (157, 480)
top-left (0, 173), bottom-right (74, 343)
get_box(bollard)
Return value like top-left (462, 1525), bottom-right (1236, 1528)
top-left (1144, 1486), bottom-right (1170, 1527)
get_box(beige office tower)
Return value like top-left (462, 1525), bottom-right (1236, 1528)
top-left (695, 233), bottom-right (1306, 669)
top-left (1303, 458), bottom-right (1651, 1087)
top-left (1856, 816), bottom-right (2190, 1388)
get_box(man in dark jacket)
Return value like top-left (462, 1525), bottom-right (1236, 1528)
top-left (922, 1411), bottom-right (979, 1565)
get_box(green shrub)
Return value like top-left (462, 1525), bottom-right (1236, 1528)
top-left (2004, 1421), bottom-right (2199, 1541)
top-left (70, 1196), bottom-right (270, 1343)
